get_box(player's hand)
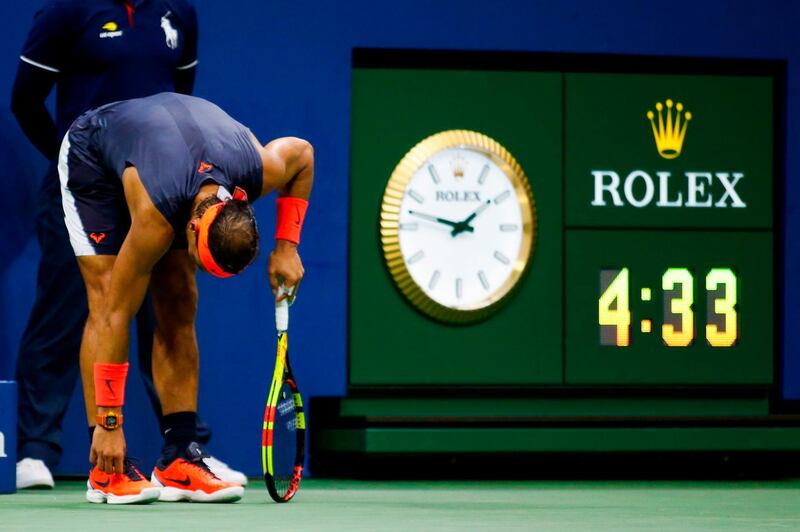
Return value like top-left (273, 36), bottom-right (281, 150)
top-left (269, 240), bottom-right (304, 299)
top-left (90, 426), bottom-right (126, 474)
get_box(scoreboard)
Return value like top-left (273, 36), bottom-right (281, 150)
top-left (349, 51), bottom-right (779, 392)
top-left (564, 72), bottom-right (774, 386)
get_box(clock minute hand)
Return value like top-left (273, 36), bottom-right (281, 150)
top-left (407, 210), bottom-right (462, 228)
top-left (462, 199), bottom-right (492, 225)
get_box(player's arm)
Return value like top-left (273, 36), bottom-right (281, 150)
top-left (94, 169), bottom-right (173, 387)
top-left (99, 212), bottom-right (174, 364)
top-left (90, 169), bottom-right (173, 473)
top-left (259, 136), bottom-right (314, 200)
top-left (100, 167), bottom-right (175, 362)
top-left (257, 137), bottom-right (314, 296)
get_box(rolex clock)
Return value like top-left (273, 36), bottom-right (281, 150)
top-left (380, 130), bottom-right (536, 323)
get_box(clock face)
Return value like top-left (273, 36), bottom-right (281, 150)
top-left (381, 130), bottom-right (536, 323)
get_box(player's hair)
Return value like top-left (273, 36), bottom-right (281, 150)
top-left (197, 197), bottom-right (259, 275)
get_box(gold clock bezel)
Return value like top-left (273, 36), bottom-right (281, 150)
top-left (380, 129), bottom-right (537, 324)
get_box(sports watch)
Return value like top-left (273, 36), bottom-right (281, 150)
top-left (96, 412), bottom-right (123, 430)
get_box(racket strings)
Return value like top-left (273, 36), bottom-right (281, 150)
top-left (271, 384), bottom-right (299, 495)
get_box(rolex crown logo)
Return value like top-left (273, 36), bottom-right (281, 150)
top-left (451, 155), bottom-right (465, 179)
top-left (646, 99), bottom-right (692, 159)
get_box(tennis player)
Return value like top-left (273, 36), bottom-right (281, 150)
top-left (61, 92), bottom-right (313, 504)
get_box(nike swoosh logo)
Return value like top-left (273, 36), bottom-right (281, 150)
top-left (105, 379), bottom-right (116, 397)
top-left (95, 479), bottom-right (110, 488)
top-left (294, 206), bottom-right (301, 225)
top-left (164, 475), bottom-right (191, 486)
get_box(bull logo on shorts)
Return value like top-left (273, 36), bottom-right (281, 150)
top-left (89, 232), bottom-right (107, 244)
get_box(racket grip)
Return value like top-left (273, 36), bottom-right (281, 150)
top-left (275, 285), bottom-right (290, 331)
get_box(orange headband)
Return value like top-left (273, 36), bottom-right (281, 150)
top-left (196, 186), bottom-right (249, 278)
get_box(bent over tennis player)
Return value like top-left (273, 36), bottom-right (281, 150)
top-left (59, 92), bottom-right (312, 504)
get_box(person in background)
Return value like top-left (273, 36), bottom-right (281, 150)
top-left (11, 0), bottom-right (246, 489)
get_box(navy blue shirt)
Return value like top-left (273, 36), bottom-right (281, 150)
top-left (73, 93), bottom-right (263, 233)
top-left (17, 0), bottom-right (198, 146)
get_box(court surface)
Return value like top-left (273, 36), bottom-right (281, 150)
top-left (2, 478), bottom-right (800, 531)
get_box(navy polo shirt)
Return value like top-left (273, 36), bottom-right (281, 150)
top-left (19, 0), bottom-right (198, 142)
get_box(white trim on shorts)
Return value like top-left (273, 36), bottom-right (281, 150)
top-left (58, 133), bottom-right (97, 256)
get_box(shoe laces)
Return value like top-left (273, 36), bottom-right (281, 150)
top-left (185, 454), bottom-right (220, 480)
top-left (161, 442), bottom-right (221, 480)
top-left (122, 457), bottom-right (144, 481)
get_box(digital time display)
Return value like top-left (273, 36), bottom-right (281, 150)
top-left (598, 267), bottom-right (738, 348)
top-left (565, 230), bottom-right (771, 385)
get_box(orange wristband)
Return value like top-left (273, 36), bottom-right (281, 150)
top-left (94, 362), bottom-right (129, 407)
top-left (275, 197), bottom-right (308, 245)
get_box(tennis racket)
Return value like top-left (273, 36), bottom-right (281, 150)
top-left (262, 284), bottom-right (306, 503)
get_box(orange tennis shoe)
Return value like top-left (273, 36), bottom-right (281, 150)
top-left (151, 443), bottom-right (243, 503)
top-left (86, 458), bottom-right (160, 504)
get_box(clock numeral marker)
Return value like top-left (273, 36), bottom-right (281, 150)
top-left (499, 224), bottom-right (519, 232)
top-left (493, 251), bottom-right (510, 265)
top-left (428, 270), bottom-right (440, 290)
top-left (494, 190), bottom-right (511, 205)
top-left (478, 270), bottom-right (489, 291)
top-left (427, 165), bottom-right (441, 185)
top-left (399, 223), bottom-right (419, 231)
top-left (407, 250), bottom-right (425, 265)
top-left (478, 164), bottom-right (490, 185)
top-left (455, 278), bottom-right (463, 299)
top-left (408, 189), bottom-right (425, 204)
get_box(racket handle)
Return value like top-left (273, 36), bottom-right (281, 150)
top-left (275, 285), bottom-right (291, 332)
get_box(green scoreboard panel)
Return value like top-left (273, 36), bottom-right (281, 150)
top-left (350, 53), bottom-right (778, 390)
top-left (564, 73), bottom-right (774, 386)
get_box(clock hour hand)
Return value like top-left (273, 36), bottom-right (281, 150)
top-left (451, 199), bottom-right (492, 236)
top-left (407, 210), bottom-right (467, 230)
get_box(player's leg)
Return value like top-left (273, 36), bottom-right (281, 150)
top-left (137, 297), bottom-right (226, 454)
top-left (75, 256), bottom-right (159, 505)
top-left (59, 130), bottom-right (158, 505)
top-left (134, 294), bottom-right (162, 421)
top-left (15, 173), bottom-right (84, 489)
top-left (147, 250), bottom-right (243, 502)
top-left (149, 250), bottom-right (199, 416)
top-left (139, 252), bottom-right (246, 484)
